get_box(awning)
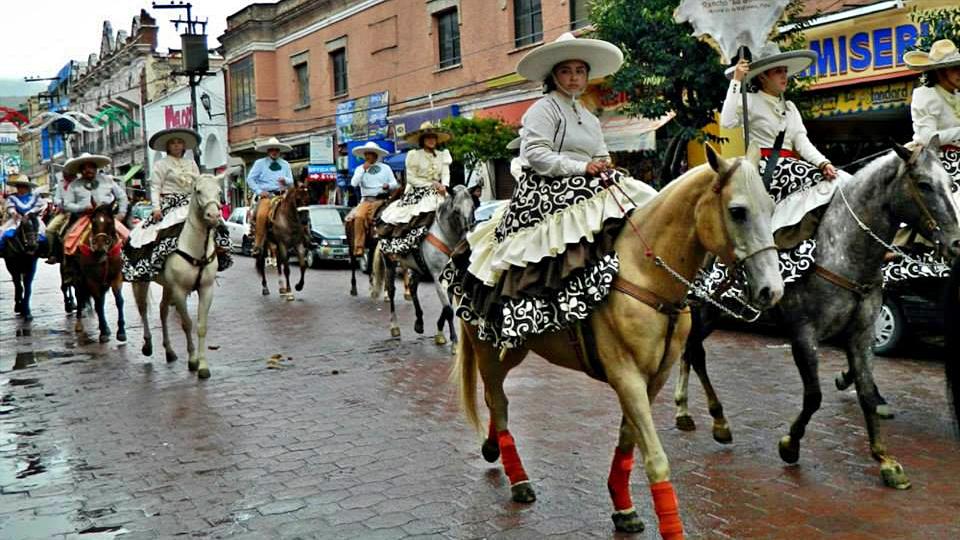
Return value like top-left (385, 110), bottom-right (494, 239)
top-left (121, 164), bottom-right (142, 184)
top-left (601, 113), bottom-right (674, 153)
top-left (384, 151), bottom-right (407, 172)
top-left (474, 99), bottom-right (538, 125)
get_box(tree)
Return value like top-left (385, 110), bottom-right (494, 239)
top-left (911, 7), bottom-right (960, 50)
top-left (438, 116), bottom-right (518, 185)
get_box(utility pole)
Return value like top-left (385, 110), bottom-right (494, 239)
top-left (153, 1), bottom-right (215, 169)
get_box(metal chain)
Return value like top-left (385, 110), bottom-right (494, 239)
top-left (653, 257), bottom-right (763, 323)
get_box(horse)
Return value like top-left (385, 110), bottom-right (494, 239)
top-left (672, 139), bottom-right (960, 490)
top-left (69, 204), bottom-right (126, 343)
top-left (371, 184), bottom-right (475, 345)
top-left (132, 172), bottom-right (225, 379)
top-left (454, 144), bottom-right (783, 536)
top-left (2, 211), bottom-right (42, 321)
top-left (255, 183), bottom-right (311, 299)
top-left (346, 195), bottom-right (390, 297)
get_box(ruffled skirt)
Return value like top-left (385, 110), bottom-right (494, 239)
top-left (376, 186), bottom-right (441, 256)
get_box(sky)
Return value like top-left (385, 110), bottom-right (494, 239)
top-left (1, 0), bottom-right (255, 80)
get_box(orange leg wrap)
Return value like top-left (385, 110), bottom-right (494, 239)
top-left (651, 481), bottom-right (684, 539)
top-left (607, 447), bottom-right (635, 512)
top-left (497, 430), bottom-right (528, 485)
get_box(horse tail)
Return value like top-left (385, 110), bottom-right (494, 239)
top-left (945, 257), bottom-right (960, 438)
top-left (370, 243), bottom-right (385, 300)
top-left (451, 320), bottom-right (481, 434)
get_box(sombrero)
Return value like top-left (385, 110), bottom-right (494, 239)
top-left (403, 121), bottom-right (452, 146)
top-left (506, 137), bottom-right (521, 151)
top-left (63, 153), bottom-right (112, 176)
top-left (6, 174), bottom-right (37, 189)
top-left (724, 43), bottom-right (816, 81)
top-left (254, 136), bottom-right (293, 153)
top-left (905, 39), bottom-right (960, 72)
top-left (516, 32), bottom-right (624, 82)
top-left (149, 128), bottom-right (200, 152)
top-left (351, 141), bottom-right (389, 160)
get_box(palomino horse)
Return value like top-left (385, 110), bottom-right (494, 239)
top-left (133, 173), bottom-right (225, 379)
top-left (372, 185), bottom-right (475, 345)
top-left (673, 139), bottom-right (960, 490)
top-left (69, 204), bottom-right (126, 343)
top-left (2, 211), bottom-right (42, 320)
top-left (255, 183), bottom-right (310, 299)
top-left (454, 145), bottom-right (783, 536)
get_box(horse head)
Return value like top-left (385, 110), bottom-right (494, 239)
top-left (15, 211), bottom-right (41, 255)
top-left (186, 172), bottom-right (223, 229)
top-left (438, 185), bottom-right (475, 239)
top-left (699, 143), bottom-right (782, 309)
top-left (89, 203), bottom-right (117, 257)
top-left (889, 135), bottom-right (960, 261)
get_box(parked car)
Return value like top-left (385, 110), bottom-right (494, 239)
top-left (224, 206), bottom-right (251, 255)
top-left (873, 275), bottom-right (947, 356)
top-left (300, 205), bottom-right (350, 267)
top-left (129, 201), bottom-right (154, 228)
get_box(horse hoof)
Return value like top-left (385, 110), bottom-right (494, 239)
top-left (880, 460), bottom-right (911, 490)
top-left (778, 435), bottom-right (800, 464)
top-left (14, 303), bottom-right (22, 314)
top-left (675, 415), bottom-right (696, 432)
top-left (510, 482), bottom-right (536, 503)
top-left (434, 334), bottom-right (447, 346)
top-left (197, 368), bottom-right (211, 380)
top-left (285, 294), bottom-right (295, 302)
top-left (117, 331), bottom-right (127, 343)
top-left (390, 327), bottom-right (401, 338)
top-left (713, 424), bottom-right (733, 444)
top-left (611, 510), bottom-right (645, 533)
top-left (188, 360), bottom-right (199, 372)
top-left (414, 320), bottom-right (424, 334)
top-left (166, 351), bottom-right (178, 363)
top-left (835, 372), bottom-right (853, 391)
top-left (876, 404), bottom-right (895, 420)
top-left (142, 343), bottom-right (153, 356)
top-left (481, 438), bottom-right (500, 463)
top-left (295, 283), bottom-right (303, 292)
top-left (64, 300), bottom-right (75, 313)
top-left (350, 289), bottom-right (358, 297)
top-left (99, 334), bottom-right (110, 344)
top-left (22, 313), bottom-right (33, 322)
top-left (262, 289), bottom-right (270, 296)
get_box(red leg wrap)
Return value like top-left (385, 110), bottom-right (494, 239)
top-left (651, 481), bottom-right (684, 539)
top-left (497, 430), bottom-right (529, 485)
top-left (607, 446), bottom-right (635, 512)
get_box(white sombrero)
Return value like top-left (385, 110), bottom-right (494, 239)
top-left (403, 121), bottom-right (452, 146)
top-left (724, 43), bottom-right (816, 81)
top-left (516, 32), bottom-right (624, 82)
top-left (506, 137), bottom-right (521, 151)
top-left (6, 174), bottom-right (37, 189)
top-left (63, 153), bottom-right (112, 176)
top-left (254, 136), bottom-right (293, 153)
top-left (149, 128), bottom-right (200, 151)
top-left (351, 141), bottom-right (389, 160)
top-left (905, 39), bottom-right (960, 72)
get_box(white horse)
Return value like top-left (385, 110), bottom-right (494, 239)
top-left (133, 173), bottom-right (224, 379)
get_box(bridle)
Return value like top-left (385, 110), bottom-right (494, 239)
top-left (174, 196), bottom-right (220, 291)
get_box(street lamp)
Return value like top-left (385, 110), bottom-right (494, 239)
top-left (200, 92), bottom-right (224, 120)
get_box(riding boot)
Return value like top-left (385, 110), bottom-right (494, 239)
top-left (45, 233), bottom-right (61, 265)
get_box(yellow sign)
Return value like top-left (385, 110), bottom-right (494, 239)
top-left (801, 0), bottom-right (954, 89)
top-left (807, 80), bottom-right (919, 118)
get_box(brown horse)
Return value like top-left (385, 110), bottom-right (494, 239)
top-left (453, 145), bottom-right (782, 537)
top-left (256, 182), bottom-right (311, 299)
top-left (346, 196), bottom-right (389, 296)
top-left (69, 204), bottom-right (125, 343)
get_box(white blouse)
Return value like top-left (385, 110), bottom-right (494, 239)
top-left (720, 80), bottom-right (829, 167)
top-left (911, 85), bottom-right (960, 146)
top-left (520, 91), bottom-right (609, 177)
top-left (149, 155), bottom-right (200, 207)
top-left (404, 148), bottom-right (451, 190)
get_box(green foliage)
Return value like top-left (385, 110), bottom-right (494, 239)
top-left (437, 116), bottom-right (518, 175)
top-left (910, 7), bottom-right (960, 49)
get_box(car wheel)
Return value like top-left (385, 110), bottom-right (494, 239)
top-left (304, 249), bottom-right (316, 269)
top-left (873, 297), bottom-right (905, 356)
top-left (241, 235), bottom-right (252, 257)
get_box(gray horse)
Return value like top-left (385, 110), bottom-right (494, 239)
top-left (673, 139), bottom-right (960, 490)
top-left (371, 184), bottom-right (475, 346)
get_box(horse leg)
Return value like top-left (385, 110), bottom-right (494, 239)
top-left (73, 280), bottom-right (87, 336)
top-left (21, 260), bottom-right (37, 321)
top-left (386, 261), bottom-right (400, 338)
top-left (159, 286), bottom-right (178, 363)
top-left (256, 252), bottom-right (269, 295)
top-left (611, 371), bottom-right (684, 539)
top-left (133, 282), bottom-right (152, 356)
top-left (778, 323), bottom-right (822, 465)
top-left (94, 289), bottom-right (110, 343)
top-left (349, 249), bottom-right (358, 296)
top-left (194, 282), bottom-right (214, 379)
top-left (673, 355), bottom-right (695, 431)
top-left (607, 416), bottom-right (645, 533)
top-left (432, 282), bottom-right (454, 347)
top-left (410, 274), bottom-right (424, 335)
top-left (170, 287), bottom-right (196, 371)
top-left (61, 272), bottom-right (75, 314)
top-left (690, 350), bottom-right (732, 444)
top-left (113, 280), bottom-right (126, 343)
top-left (845, 302), bottom-right (910, 489)
top-left (12, 270), bottom-right (23, 314)
top-left (402, 268), bottom-right (412, 301)
top-left (294, 243), bottom-right (306, 292)
top-left (278, 245), bottom-right (289, 295)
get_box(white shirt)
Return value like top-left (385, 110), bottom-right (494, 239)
top-left (520, 90), bottom-right (609, 177)
top-left (351, 161), bottom-right (398, 197)
top-left (720, 80), bottom-right (829, 167)
top-left (911, 85), bottom-right (960, 146)
top-left (149, 155), bottom-right (200, 207)
top-left (404, 148), bottom-right (451, 190)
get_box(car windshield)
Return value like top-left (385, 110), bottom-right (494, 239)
top-left (309, 207), bottom-right (342, 226)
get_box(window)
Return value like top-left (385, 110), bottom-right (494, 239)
top-left (331, 49), bottom-right (348, 97)
top-left (436, 9), bottom-right (461, 69)
top-left (294, 62), bottom-right (310, 107)
top-left (229, 56), bottom-right (256, 122)
top-left (570, 0), bottom-right (591, 30)
top-left (513, 0), bottom-right (542, 48)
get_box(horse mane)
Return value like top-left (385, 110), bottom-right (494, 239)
top-left (852, 150), bottom-right (900, 184)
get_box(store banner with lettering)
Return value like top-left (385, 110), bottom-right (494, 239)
top-left (309, 134), bottom-right (335, 164)
top-left (336, 92), bottom-right (390, 143)
top-left (674, 0), bottom-right (791, 61)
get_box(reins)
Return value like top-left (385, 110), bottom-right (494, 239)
top-left (175, 200), bottom-right (219, 291)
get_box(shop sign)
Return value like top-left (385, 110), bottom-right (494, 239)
top-left (336, 92), bottom-right (390, 143)
top-left (806, 79), bottom-right (919, 119)
top-left (309, 134), bottom-right (334, 164)
top-left (306, 163), bottom-right (337, 182)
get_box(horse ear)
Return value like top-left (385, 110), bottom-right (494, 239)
top-left (928, 133), bottom-right (941, 150)
top-left (745, 142), bottom-right (761, 168)
top-left (891, 142), bottom-right (913, 164)
top-left (705, 143), bottom-right (726, 174)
